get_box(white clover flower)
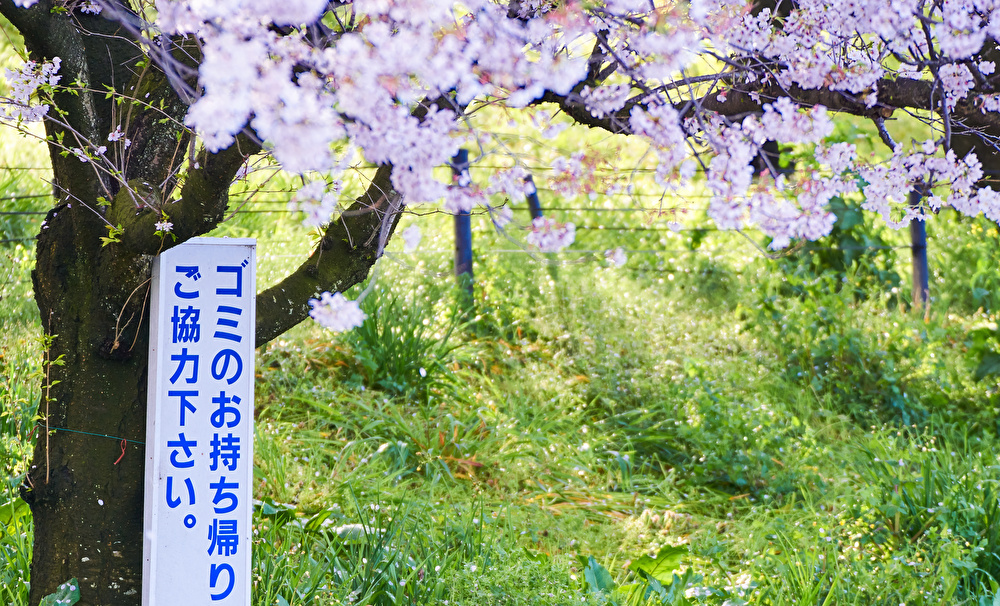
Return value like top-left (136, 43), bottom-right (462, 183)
top-left (309, 291), bottom-right (365, 332)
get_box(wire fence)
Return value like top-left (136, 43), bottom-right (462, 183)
top-left (0, 154), bottom-right (946, 304)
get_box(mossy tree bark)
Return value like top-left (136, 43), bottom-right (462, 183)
top-left (0, 3), bottom-right (403, 605)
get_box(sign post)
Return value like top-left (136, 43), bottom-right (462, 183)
top-left (143, 238), bottom-right (256, 605)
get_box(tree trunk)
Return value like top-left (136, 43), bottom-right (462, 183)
top-left (24, 162), bottom-right (152, 605)
top-left (0, 4), bottom-right (400, 602)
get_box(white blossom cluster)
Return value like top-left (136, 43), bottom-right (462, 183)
top-left (548, 153), bottom-right (588, 198)
top-left (629, 104), bottom-right (688, 180)
top-left (11, 0), bottom-right (1000, 326)
top-left (308, 292), bottom-right (366, 332)
top-left (288, 179), bottom-right (342, 228)
top-left (107, 124), bottom-right (131, 148)
top-left (940, 63), bottom-right (976, 109)
top-left (580, 84), bottom-right (631, 119)
top-left (526, 216), bottom-right (575, 252)
top-left (688, 98), bottom-right (838, 246)
top-left (137, 0), bottom-right (1000, 251)
top-left (979, 93), bottom-right (1000, 112)
top-left (1, 57), bottom-right (60, 122)
top-left (485, 166), bottom-right (534, 204)
top-left (815, 143), bottom-right (857, 174)
top-left (860, 145), bottom-right (986, 227)
top-left (399, 225), bottom-right (422, 253)
top-left (604, 247), bottom-right (627, 267)
top-left (442, 184), bottom-right (487, 214)
top-left (156, 0), bottom-right (592, 214)
top-left (487, 204), bottom-right (514, 228)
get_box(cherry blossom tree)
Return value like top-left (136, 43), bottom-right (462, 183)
top-left (4, 0), bottom-right (1000, 603)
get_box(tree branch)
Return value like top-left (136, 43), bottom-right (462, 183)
top-left (255, 163), bottom-right (399, 347)
top-left (539, 73), bottom-right (1000, 144)
top-left (110, 134), bottom-right (260, 254)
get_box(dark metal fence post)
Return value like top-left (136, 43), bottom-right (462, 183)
top-left (452, 150), bottom-right (474, 306)
top-left (523, 174), bottom-right (560, 281)
top-left (524, 175), bottom-right (544, 220)
top-left (909, 190), bottom-right (929, 311)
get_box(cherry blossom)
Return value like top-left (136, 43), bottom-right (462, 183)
top-left (580, 84), bottom-right (631, 119)
top-left (309, 292), bottom-right (366, 332)
top-left (815, 143), bottom-right (857, 174)
top-left (605, 247), bottom-right (627, 267)
top-left (2, 57), bottom-right (59, 123)
top-left (25, 0), bottom-right (1000, 598)
top-left (486, 167), bottom-right (533, 204)
top-left (488, 204), bottom-right (514, 228)
top-left (107, 125), bottom-right (131, 148)
top-left (527, 216), bottom-right (575, 253)
top-left (400, 225), bottom-right (422, 253)
top-left (289, 180), bottom-right (342, 228)
top-left (10, 0), bottom-right (1000, 281)
top-left (940, 63), bottom-right (975, 110)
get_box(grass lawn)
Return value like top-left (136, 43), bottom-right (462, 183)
top-left (5, 190), bottom-right (1000, 606)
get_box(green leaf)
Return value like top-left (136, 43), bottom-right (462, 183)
top-left (255, 498), bottom-right (296, 528)
top-left (976, 352), bottom-right (1000, 381)
top-left (645, 576), bottom-right (668, 601)
top-left (304, 508), bottom-right (336, 533)
top-left (839, 208), bottom-right (863, 231)
top-left (0, 497), bottom-right (29, 527)
top-left (40, 578), bottom-right (80, 606)
top-left (628, 545), bottom-right (688, 583)
top-left (100, 224), bottom-right (124, 247)
top-left (523, 547), bottom-right (549, 563)
top-left (584, 556), bottom-right (616, 594)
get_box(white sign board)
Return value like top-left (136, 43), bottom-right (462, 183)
top-left (143, 238), bottom-right (256, 605)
